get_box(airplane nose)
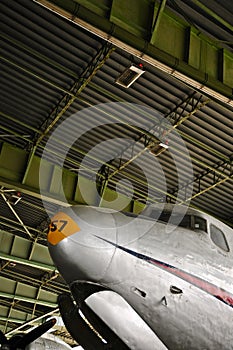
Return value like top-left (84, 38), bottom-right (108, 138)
top-left (47, 206), bottom-right (117, 284)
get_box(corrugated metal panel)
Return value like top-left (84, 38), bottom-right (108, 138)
top-left (0, 0), bottom-right (105, 148)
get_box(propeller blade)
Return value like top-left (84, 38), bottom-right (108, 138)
top-left (0, 329), bottom-right (8, 345)
top-left (10, 318), bottom-right (56, 349)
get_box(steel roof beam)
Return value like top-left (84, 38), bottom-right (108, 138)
top-left (0, 219), bottom-right (46, 243)
top-left (0, 32), bottom-right (79, 80)
top-left (35, 43), bottom-right (115, 146)
top-left (0, 56), bottom-right (73, 97)
top-left (2, 93), bottom-right (228, 164)
top-left (0, 112), bottom-right (43, 135)
top-left (99, 93), bottom-right (210, 195)
top-left (0, 300), bottom-right (43, 318)
top-left (0, 261), bottom-right (67, 294)
top-left (0, 291), bottom-right (57, 308)
top-left (21, 42), bottom-right (115, 187)
top-left (0, 252), bottom-right (57, 272)
top-left (190, 0), bottom-right (233, 33)
top-left (0, 268), bottom-right (66, 294)
top-left (35, 0), bottom-right (233, 107)
top-left (150, 0), bottom-right (167, 45)
top-left (166, 158), bottom-right (233, 205)
top-left (0, 130), bottom-right (232, 211)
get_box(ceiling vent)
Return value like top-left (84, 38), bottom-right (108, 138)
top-left (115, 64), bottom-right (145, 88)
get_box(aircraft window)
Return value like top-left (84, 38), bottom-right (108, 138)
top-left (122, 210), bottom-right (204, 232)
top-left (122, 209), bottom-right (192, 228)
top-left (210, 224), bottom-right (229, 252)
top-left (158, 211), bottom-right (191, 228)
top-left (194, 216), bottom-right (207, 232)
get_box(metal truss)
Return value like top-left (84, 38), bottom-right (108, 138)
top-left (167, 157), bottom-right (233, 204)
top-left (22, 42), bottom-right (115, 184)
top-left (35, 42), bottom-right (115, 146)
top-left (96, 92), bottom-right (210, 201)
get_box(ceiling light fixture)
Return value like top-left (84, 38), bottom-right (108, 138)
top-left (115, 64), bottom-right (145, 88)
top-left (147, 141), bottom-right (169, 156)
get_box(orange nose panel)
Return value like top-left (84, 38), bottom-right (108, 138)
top-left (48, 212), bottom-right (80, 245)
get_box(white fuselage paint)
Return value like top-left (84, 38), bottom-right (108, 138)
top-left (48, 205), bottom-right (233, 350)
top-left (26, 334), bottom-right (72, 350)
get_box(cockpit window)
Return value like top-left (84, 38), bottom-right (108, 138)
top-left (122, 209), bottom-right (207, 233)
top-left (210, 224), bottom-right (229, 252)
top-left (158, 211), bottom-right (191, 228)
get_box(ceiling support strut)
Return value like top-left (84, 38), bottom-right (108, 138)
top-left (22, 42), bottom-right (115, 186)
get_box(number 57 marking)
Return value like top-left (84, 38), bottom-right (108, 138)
top-left (50, 220), bottom-right (68, 232)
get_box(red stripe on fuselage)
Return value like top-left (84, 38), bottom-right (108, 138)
top-left (148, 258), bottom-right (233, 307)
top-left (95, 236), bottom-right (233, 308)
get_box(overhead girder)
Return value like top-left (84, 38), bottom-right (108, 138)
top-left (0, 267), bottom-right (60, 333)
top-left (0, 3), bottom-right (231, 215)
top-left (0, 228), bottom-right (62, 307)
top-left (21, 42), bottom-right (115, 187)
top-left (0, 215), bottom-right (45, 240)
top-left (0, 31), bottom-right (80, 81)
top-left (190, 0), bottom-right (233, 33)
top-left (1, 0), bottom-right (232, 340)
top-left (180, 158), bottom-right (233, 203)
top-left (0, 58), bottom-right (229, 179)
top-left (164, 158), bottom-right (233, 204)
top-left (0, 41), bottom-right (114, 152)
top-left (0, 119), bottom-right (232, 218)
top-left (0, 229), bottom-right (61, 321)
top-left (0, 191), bottom-right (32, 239)
top-left (98, 92), bottom-right (210, 190)
top-left (0, 308), bottom-right (75, 348)
top-left (0, 52), bottom-right (231, 219)
top-left (34, 42), bottom-right (115, 145)
top-left (36, 0), bottom-right (233, 107)
top-left (0, 280), bottom-right (57, 334)
top-left (0, 229), bottom-right (56, 271)
top-left (0, 265), bottom-right (65, 295)
top-left (0, 291), bottom-right (57, 309)
top-left (0, 252), bottom-right (56, 273)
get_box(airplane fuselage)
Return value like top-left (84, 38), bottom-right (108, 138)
top-left (48, 205), bottom-right (233, 349)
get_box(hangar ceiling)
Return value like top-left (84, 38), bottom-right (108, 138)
top-left (0, 0), bottom-right (232, 346)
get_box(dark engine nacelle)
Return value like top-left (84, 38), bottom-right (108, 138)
top-left (58, 282), bottom-right (130, 350)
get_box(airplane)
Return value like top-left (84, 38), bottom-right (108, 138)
top-left (47, 203), bottom-right (233, 350)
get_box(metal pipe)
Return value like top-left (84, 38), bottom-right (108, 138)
top-left (180, 174), bottom-right (233, 204)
